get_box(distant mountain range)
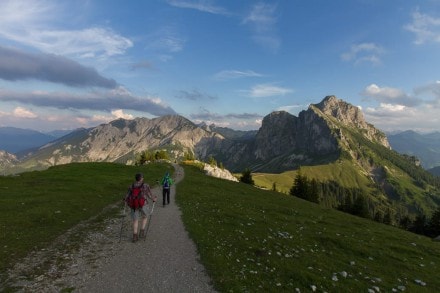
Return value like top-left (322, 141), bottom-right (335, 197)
top-left (1, 95), bottom-right (439, 219)
top-left (0, 127), bottom-right (72, 155)
top-left (387, 130), bottom-right (440, 170)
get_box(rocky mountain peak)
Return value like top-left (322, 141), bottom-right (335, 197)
top-left (315, 95), bottom-right (367, 129)
top-left (314, 96), bottom-right (390, 148)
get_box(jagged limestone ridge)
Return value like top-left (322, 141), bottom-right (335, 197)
top-left (312, 95), bottom-right (390, 149)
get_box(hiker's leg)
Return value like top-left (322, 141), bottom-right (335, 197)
top-left (131, 209), bottom-right (140, 242)
top-left (133, 219), bottom-right (139, 234)
top-left (162, 188), bottom-right (166, 206)
top-left (139, 206), bottom-right (148, 237)
top-left (141, 217), bottom-right (148, 230)
top-left (166, 189), bottom-right (170, 204)
top-left (140, 206), bottom-right (148, 230)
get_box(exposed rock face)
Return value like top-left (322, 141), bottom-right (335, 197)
top-left (254, 111), bottom-right (297, 160)
top-left (250, 108), bottom-right (339, 171)
top-left (0, 150), bottom-right (18, 169)
top-left (314, 96), bottom-right (390, 148)
top-left (315, 95), bottom-right (368, 128)
top-left (202, 163), bottom-right (239, 182)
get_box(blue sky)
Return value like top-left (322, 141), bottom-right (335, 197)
top-left (0, 0), bottom-right (440, 133)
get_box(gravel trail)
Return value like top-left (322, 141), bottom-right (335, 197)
top-left (78, 164), bottom-right (216, 293)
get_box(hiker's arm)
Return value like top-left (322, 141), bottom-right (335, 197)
top-left (123, 187), bottom-right (130, 201)
top-left (145, 185), bottom-right (157, 202)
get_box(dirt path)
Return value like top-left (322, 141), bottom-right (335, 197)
top-left (6, 164), bottom-right (216, 292)
top-left (77, 164), bottom-right (215, 293)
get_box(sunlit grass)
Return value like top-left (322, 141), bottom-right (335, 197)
top-left (253, 159), bottom-right (373, 194)
top-left (178, 164), bottom-right (440, 292)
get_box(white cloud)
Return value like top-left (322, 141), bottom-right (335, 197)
top-left (276, 104), bottom-right (306, 115)
top-left (243, 83), bottom-right (293, 98)
top-left (361, 84), bottom-right (421, 107)
top-left (362, 82), bottom-right (440, 132)
top-left (341, 43), bottom-right (384, 66)
top-left (89, 110), bottom-right (133, 123)
top-left (414, 81), bottom-right (440, 106)
top-left (148, 36), bottom-right (185, 53)
top-left (166, 0), bottom-right (230, 15)
top-left (144, 27), bottom-right (186, 61)
top-left (243, 3), bottom-right (277, 32)
top-left (213, 70), bottom-right (263, 81)
top-left (0, 0), bottom-right (54, 27)
top-left (0, 107), bottom-right (136, 131)
top-left (0, 0), bottom-right (132, 59)
top-left (242, 3), bottom-right (280, 52)
top-left (13, 107), bottom-right (37, 118)
top-left (405, 10), bottom-right (440, 45)
top-left (111, 109), bottom-right (134, 120)
top-left (365, 103), bottom-right (439, 133)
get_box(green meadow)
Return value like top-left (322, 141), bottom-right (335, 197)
top-left (1, 162), bottom-right (439, 292)
top-left (178, 164), bottom-right (440, 292)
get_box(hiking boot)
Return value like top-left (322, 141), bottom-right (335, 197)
top-left (139, 229), bottom-right (145, 238)
top-left (132, 233), bottom-right (138, 243)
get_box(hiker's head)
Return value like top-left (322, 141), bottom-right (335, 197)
top-left (165, 172), bottom-right (169, 177)
top-left (135, 173), bottom-right (143, 181)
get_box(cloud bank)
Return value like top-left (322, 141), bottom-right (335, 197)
top-left (0, 46), bottom-right (117, 88)
top-left (361, 83), bottom-right (440, 132)
top-left (0, 87), bottom-right (176, 117)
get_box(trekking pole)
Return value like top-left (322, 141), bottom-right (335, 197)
top-left (144, 201), bottom-right (156, 241)
top-left (119, 202), bottom-right (127, 243)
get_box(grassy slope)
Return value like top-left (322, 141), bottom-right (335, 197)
top-left (178, 164), bottom-right (440, 292)
top-left (253, 159), bottom-right (372, 194)
top-left (0, 162), bottom-right (172, 278)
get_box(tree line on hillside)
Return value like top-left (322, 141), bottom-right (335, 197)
top-left (288, 169), bottom-right (440, 238)
top-left (351, 132), bottom-right (440, 189)
top-left (135, 150), bottom-right (170, 165)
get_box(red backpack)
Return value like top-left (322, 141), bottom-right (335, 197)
top-left (126, 183), bottom-right (145, 210)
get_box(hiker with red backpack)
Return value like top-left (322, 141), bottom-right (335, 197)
top-left (125, 173), bottom-right (157, 242)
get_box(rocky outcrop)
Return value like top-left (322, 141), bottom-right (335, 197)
top-left (314, 96), bottom-right (390, 148)
top-left (254, 111), bottom-right (297, 160)
top-left (0, 150), bottom-right (18, 169)
top-left (202, 163), bottom-right (239, 182)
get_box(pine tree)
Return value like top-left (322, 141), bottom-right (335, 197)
top-left (428, 207), bottom-right (440, 237)
top-left (411, 214), bottom-right (427, 235)
top-left (240, 168), bottom-right (254, 185)
top-left (308, 178), bottom-right (320, 203)
top-left (352, 195), bottom-right (370, 218)
top-left (290, 169), bottom-right (308, 200)
top-left (383, 208), bottom-right (393, 225)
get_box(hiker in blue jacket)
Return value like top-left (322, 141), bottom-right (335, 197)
top-left (161, 172), bottom-right (174, 207)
